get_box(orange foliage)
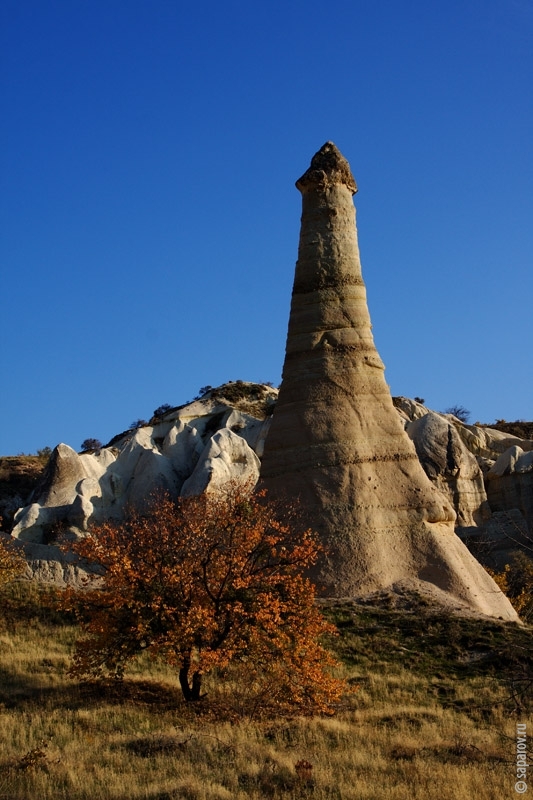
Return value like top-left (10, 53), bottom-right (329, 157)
top-left (487, 554), bottom-right (533, 621)
top-left (61, 486), bottom-right (345, 712)
top-left (0, 534), bottom-right (24, 587)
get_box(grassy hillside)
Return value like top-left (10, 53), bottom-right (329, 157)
top-left (0, 584), bottom-right (530, 800)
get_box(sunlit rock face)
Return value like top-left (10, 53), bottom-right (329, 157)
top-left (11, 384), bottom-right (275, 545)
top-left (405, 411), bottom-right (491, 528)
top-left (395, 401), bottom-right (533, 569)
top-left (260, 142), bottom-right (517, 620)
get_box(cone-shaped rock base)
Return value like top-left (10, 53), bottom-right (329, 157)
top-left (260, 143), bottom-right (517, 620)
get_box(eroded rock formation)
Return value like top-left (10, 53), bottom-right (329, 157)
top-left (4, 146), bottom-right (529, 614)
top-left (11, 383), bottom-right (275, 547)
top-left (259, 142), bottom-right (517, 619)
top-left (395, 399), bottom-right (533, 569)
top-left (405, 411), bottom-right (491, 528)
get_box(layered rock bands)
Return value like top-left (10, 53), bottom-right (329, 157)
top-left (259, 142), bottom-right (517, 620)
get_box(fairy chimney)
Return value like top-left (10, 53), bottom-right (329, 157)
top-left (260, 142), bottom-right (517, 620)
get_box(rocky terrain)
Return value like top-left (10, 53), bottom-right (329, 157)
top-left (394, 398), bottom-right (533, 569)
top-left (1, 384), bottom-right (531, 596)
top-left (1, 143), bottom-right (530, 621)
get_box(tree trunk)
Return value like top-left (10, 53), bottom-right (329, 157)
top-left (179, 656), bottom-right (202, 702)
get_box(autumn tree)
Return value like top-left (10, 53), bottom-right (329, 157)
top-left (488, 552), bottom-right (533, 622)
top-left (62, 486), bottom-right (345, 712)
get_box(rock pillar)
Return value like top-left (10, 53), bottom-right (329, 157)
top-left (260, 142), bottom-right (517, 620)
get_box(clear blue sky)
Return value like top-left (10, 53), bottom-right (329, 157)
top-left (1, 0), bottom-right (532, 456)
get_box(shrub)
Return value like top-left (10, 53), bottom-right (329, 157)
top-left (444, 405), bottom-right (470, 423)
top-left (152, 404), bottom-right (173, 418)
top-left (0, 535), bottom-right (25, 588)
top-left (487, 552), bottom-right (533, 622)
top-left (61, 486), bottom-right (345, 712)
top-left (36, 446), bottom-right (52, 460)
top-left (129, 419), bottom-right (148, 430)
top-left (80, 438), bottom-right (103, 452)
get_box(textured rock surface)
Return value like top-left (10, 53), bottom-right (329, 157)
top-left (453, 423), bottom-right (533, 462)
top-left (20, 541), bottom-right (93, 588)
top-left (485, 448), bottom-right (533, 537)
top-left (259, 142), bottom-right (517, 620)
top-left (11, 445), bottom-right (115, 542)
top-left (396, 402), bottom-right (533, 570)
top-left (181, 428), bottom-right (261, 496)
top-left (405, 412), bottom-right (491, 527)
top-left (458, 509), bottom-right (531, 571)
top-left (2, 137), bottom-right (528, 613)
top-left (10, 384), bottom-right (273, 546)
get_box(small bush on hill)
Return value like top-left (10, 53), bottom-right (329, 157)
top-left (80, 438), bottom-right (102, 452)
top-left (129, 419), bottom-right (148, 430)
top-left (152, 403), bottom-right (173, 418)
top-left (444, 405), bottom-right (470, 423)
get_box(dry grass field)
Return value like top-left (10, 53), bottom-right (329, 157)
top-left (0, 583), bottom-right (531, 800)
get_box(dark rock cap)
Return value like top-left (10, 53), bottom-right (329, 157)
top-left (296, 141), bottom-right (357, 195)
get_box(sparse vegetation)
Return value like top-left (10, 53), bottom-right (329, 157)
top-left (444, 405), bottom-right (470, 423)
top-left (480, 419), bottom-right (533, 440)
top-left (36, 447), bottom-right (53, 460)
top-left (129, 419), bottom-right (148, 430)
top-left (0, 583), bottom-right (529, 799)
top-left (80, 438), bottom-right (102, 453)
top-left (207, 382), bottom-right (277, 419)
top-left (152, 404), bottom-right (173, 419)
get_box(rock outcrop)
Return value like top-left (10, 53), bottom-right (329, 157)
top-left (259, 141), bottom-right (517, 620)
top-left (483, 449), bottom-right (533, 554)
top-left (394, 400), bottom-right (533, 568)
top-left (3, 145), bottom-right (529, 613)
top-left (7, 389), bottom-right (530, 589)
top-left (11, 444), bottom-right (116, 542)
top-left (181, 428), bottom-right (261, 497)
top-left (10, 383), bottom-right (275, 548)
top-left (405, 411), bottom-right (491, 528)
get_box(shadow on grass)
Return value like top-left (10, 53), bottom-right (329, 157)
top-left (0, 667), bottom-right (310, 724)
top-left (323, 595), bottom-right (533, 714)
top-left (0, 671), bottom-right (183, 713)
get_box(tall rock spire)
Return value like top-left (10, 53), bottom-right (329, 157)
top-left (260, 142), bottom-right (517, 619)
